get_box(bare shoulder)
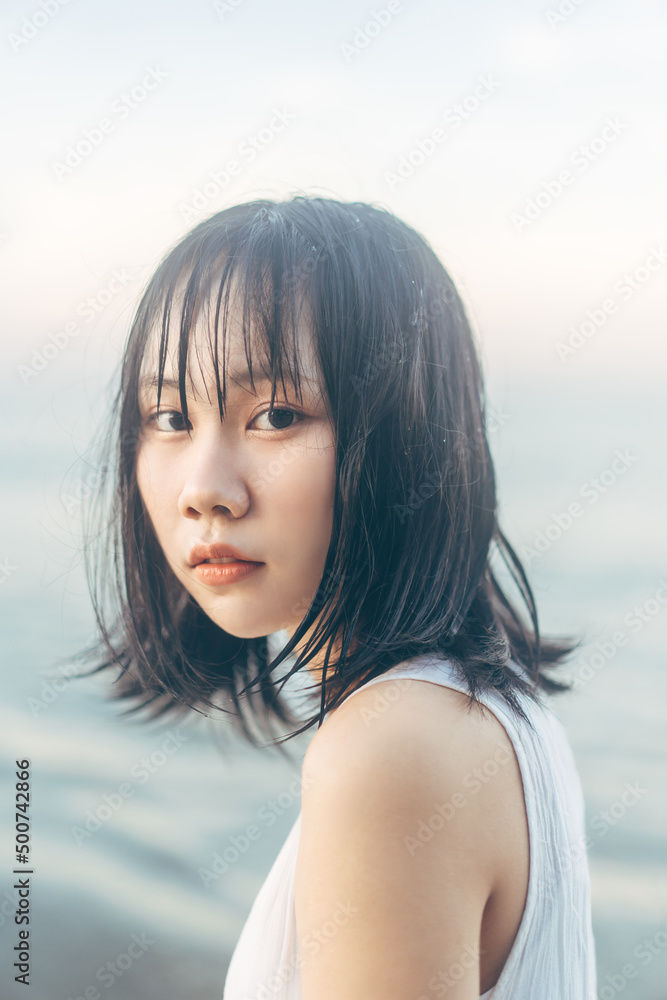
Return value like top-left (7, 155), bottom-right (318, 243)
top-left (301, 674), bottom-right (524, 889)
top-left (303, 674), bottom-right (517, 788)
top-left (295, 676), bottom-right (527, 997)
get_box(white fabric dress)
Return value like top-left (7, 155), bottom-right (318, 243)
top-left (223, 653), bottom-right (598, 999)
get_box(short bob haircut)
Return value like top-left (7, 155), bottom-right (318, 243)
top-left (78, 195), bottom-right (580, 753)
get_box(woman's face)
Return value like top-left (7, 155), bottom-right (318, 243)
top-left (135, 293), bottom-right (337, 646)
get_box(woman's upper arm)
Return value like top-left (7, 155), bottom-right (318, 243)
top-left (294, 684), bottom-right (495, 1000)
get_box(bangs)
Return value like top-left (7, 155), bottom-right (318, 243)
top-left (134, 208), bottom-right (325, 427)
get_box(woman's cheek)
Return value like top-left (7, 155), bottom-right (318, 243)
top-left (290, 452), bottom-right (335, 517)
top-left (136, 452), bottom-right (176, 535)
top-left (249, 437), bottom-right (312, 495)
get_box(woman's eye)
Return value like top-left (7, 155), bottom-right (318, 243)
top-left (144, 407), bottom-right (302, 433)
top-left (148, 409), bottom-right (190, 433)
top-left (252, 407), bottom-right (303, 431)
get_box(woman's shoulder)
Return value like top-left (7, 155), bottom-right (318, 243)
top-left (296, 673), bottom-right (531, 979)
top-left (302, 671), bottom-right (520, 809)
top-left (295, 674), bottom-right (525, 996)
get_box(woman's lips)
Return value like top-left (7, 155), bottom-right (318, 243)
top-left (188, 541), bottom-right (259, 566)
top-left (193, 560), bottom-right (264, 585)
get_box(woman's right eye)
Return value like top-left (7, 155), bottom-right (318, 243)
top-left (146, 409), bottom-right (190, 433)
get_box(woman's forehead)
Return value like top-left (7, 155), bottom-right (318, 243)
top-left (137, 261), bottom-right (323, 394)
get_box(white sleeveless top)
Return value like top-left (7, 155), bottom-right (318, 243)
top-left (222, 654), bottom-right (598, 999)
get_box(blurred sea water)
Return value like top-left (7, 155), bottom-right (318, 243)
top-left (1, 373), bottom-right (666, 999)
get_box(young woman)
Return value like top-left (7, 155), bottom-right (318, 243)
top-left (81, 196), bottom-right (597, 998)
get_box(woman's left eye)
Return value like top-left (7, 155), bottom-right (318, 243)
top-left (148, 409), bottom-right (190, 432)
top-left (252, 407), bottom-right (303, 431)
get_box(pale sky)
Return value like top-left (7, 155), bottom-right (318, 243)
top-left (1, 0), bottom-right (665, 412)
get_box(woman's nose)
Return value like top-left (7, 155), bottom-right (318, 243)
top-left (177, 432), bottom-right (250, 520)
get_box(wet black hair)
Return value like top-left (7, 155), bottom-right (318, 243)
top-left (75, 195), bottom-right (581, 754)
